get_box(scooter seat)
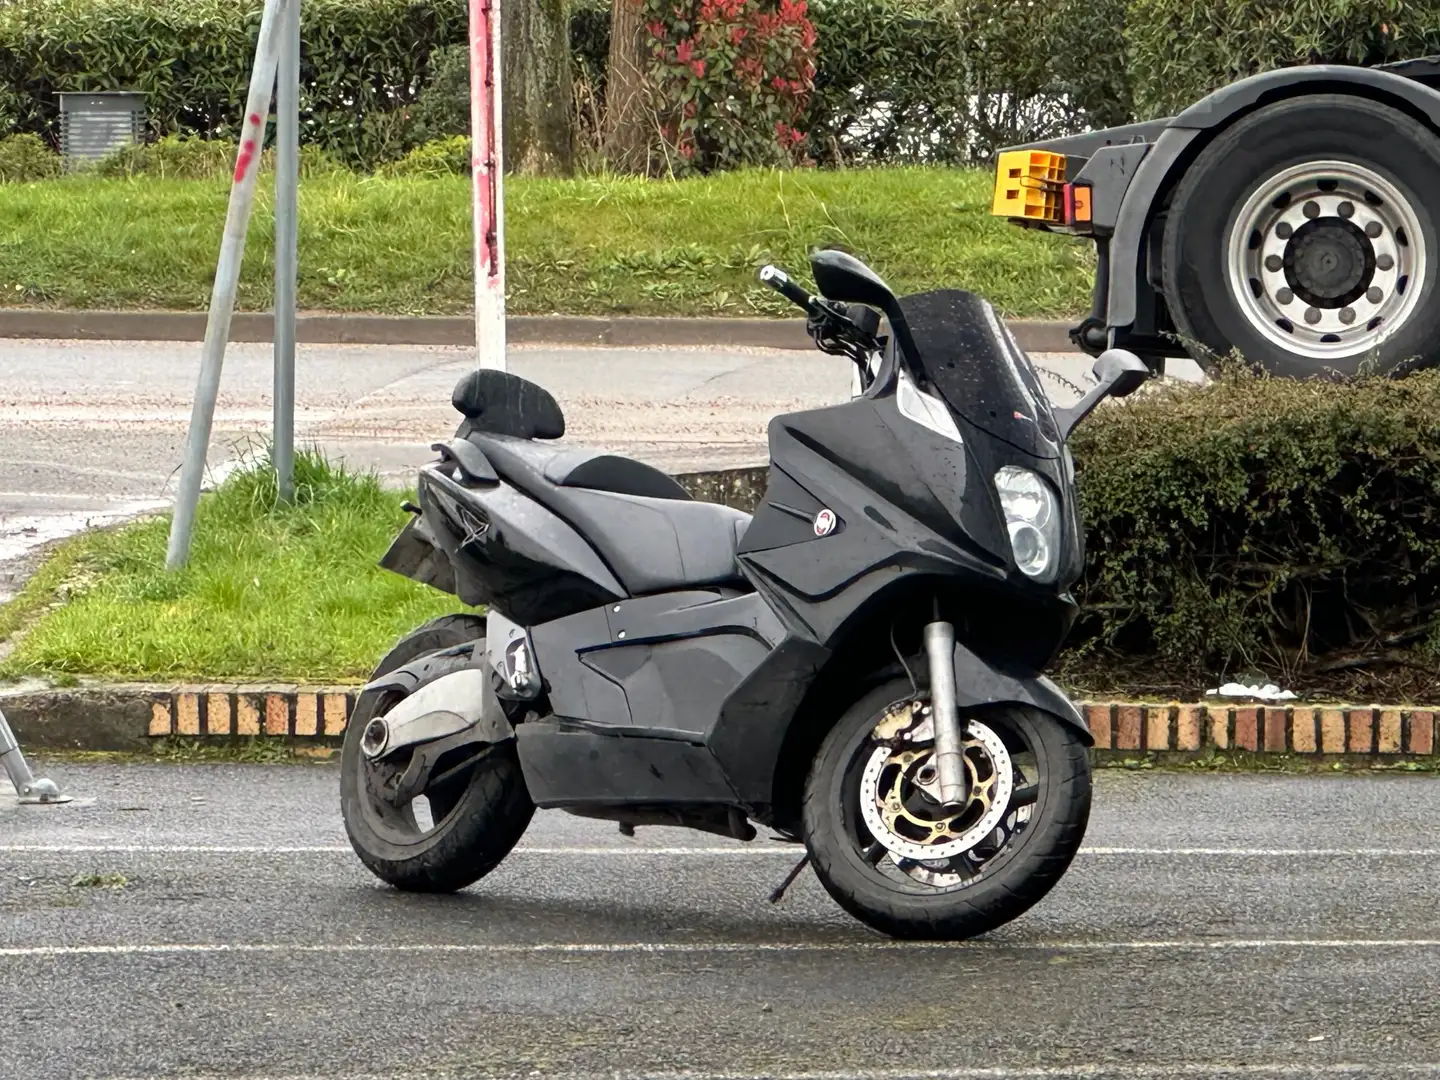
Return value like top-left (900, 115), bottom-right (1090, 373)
top-left (467, 432), bottom-right (752, 596)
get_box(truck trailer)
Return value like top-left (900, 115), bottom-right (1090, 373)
top-left (991, 59), bottom-right (1440, 379)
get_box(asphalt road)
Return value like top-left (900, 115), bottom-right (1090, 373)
top-left (0, 338), bottom-right (1205, 591)
top-left (2, 762), bottom-right (1438, 1079)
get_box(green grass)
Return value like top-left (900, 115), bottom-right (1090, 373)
top-left (0, 167), bottom-right (1093, 319)
top-left (0, 449), bottom-right (463, 683)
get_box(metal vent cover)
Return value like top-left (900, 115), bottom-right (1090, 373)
top-left (58, 91), bottom-right (146, 163)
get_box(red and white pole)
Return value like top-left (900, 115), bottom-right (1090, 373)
top-left (469, 0), bottom-right (506, 370)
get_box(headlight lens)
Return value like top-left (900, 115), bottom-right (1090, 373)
top-left (995, 466), bottom-right (1059, 581)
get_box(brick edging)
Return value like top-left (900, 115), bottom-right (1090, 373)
top-left (3, 685), bottom-right (1437, 758)
top-left (1084, 702), bottom-right (1435, 756)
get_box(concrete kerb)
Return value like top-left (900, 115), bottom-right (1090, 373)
top-left (0, 310), bottom-right (1080, 353)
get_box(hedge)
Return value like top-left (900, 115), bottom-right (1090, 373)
top-left (1125, 0), bottom-right (1440, 119)
top-left (1066, 369), bottom-right (1440, 698)
top-left (806, 0), bottom-right (1130, 166)
top-left (0, 0), bottom-right (468, 169)
top-left (5, 0), bottom-right (1438, 170)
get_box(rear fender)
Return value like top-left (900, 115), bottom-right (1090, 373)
top-left (379, 516), bottom-right (457, 596)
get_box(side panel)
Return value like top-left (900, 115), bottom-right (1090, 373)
top-left (517, 723), bottom-right (739, 807)
top-left (522, 590), bottom-right (810, 808)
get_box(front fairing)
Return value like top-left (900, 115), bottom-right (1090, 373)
top-left (896, 288), bottom-right (1063, 460)
top-left (869, 293), bottom-right (1084, 593)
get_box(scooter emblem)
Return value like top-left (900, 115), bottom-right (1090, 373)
top-left (813, 509), bottom-right (837, 537)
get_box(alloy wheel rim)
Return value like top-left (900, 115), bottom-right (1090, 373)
top-left (1226, 160), bottom-right (1425, 361)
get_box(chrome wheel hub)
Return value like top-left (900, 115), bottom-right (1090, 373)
top-left (1227, 160), bottom-right (1425, 361)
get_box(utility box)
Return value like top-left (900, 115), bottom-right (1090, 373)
top-left (57, 91), bottom-right (145, 165)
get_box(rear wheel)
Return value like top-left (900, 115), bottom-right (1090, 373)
top-left (1162, 95), bottom-right (1440, 378)
top-left (802, 678), bottom-right (1090, 940)
top-left (340, 614), bottom-right (534, 893)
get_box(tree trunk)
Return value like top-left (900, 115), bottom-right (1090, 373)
top-left (502, 0), bottom-right (574, 176)
top-left (602, 0), bottom-right (650, 172)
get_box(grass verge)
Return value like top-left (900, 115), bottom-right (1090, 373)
top-left (0, 167), bottom-right (1093, 319)
top-left (0, 450), bottom-right (462, 683)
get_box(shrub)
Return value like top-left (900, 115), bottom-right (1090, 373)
top-left (406, 42), bottom-right (472, 145)
top-left (382, 134), bottom-right (471, 176)
top-left (0, 131), bottom-right (60, 181)
top-left (1125, 0), bottom-right (1440, 119)
top-left (96, 134), bottom-right (232, 179)
top-left (0, 0), bottom-right (468, 170)
top-left (1065, 368), bottom-right (1440, 694)
top-left (95, 134), bottom-right (346, 179)
top-left (642, 0), bottom-right (818, 173)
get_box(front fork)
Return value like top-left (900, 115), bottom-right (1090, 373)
top-left (923, 620), bottom-right (967, 808)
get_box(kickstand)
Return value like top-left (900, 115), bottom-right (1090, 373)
top-left (768, 852), bottom-right (812, 904)
top-left (0, 706), bottom-right (71, 805)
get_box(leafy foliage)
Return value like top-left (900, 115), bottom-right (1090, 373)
top-left (1066, 368), bottom-right (1440, 693)
top-left (1125, 0), bottom-right (1440, 118)
top-left (381, 135), bottom-right (471, 176)
top-left (642, 0), bottom-right (818, 173)
top-left (0, 132), bottom-right (60, 181)
top-left (94, 134), bottom-right (344, 179)
top-left (0, 0), bottom-right (468, 170)
top-left (805, 0), bottom-right (1130, 166)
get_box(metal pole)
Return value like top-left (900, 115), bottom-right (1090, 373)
top-left (469, 0), bottom-right (506, 371)
top-left (274, 0), bottom-right (300, 503)
top-left (0, 708), bottom-right (70, 805)
top-left (166, 0), bottom-right (289, 570)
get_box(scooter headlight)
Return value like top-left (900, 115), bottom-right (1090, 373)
top-left (995, 466), bottom-right (1059, 582)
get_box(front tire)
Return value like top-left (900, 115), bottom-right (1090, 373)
top-left (340, 614), bottom-right (534, 894)
top-left (1162, 95), bottom-right (1440, 379)
top-left (802, 679), bottom-right (1090, 940)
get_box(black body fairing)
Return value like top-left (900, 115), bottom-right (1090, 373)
top-left (379, 276), bottom-right (1093, 829)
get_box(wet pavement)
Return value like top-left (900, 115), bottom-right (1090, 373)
top-left (1, 760), bottom-right (1437, 1079)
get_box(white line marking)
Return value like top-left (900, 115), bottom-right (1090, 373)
top-left (4, 844), bottom-right (1440, 857)
top-left (7, 938), bottom-right (1440, 960)
top-left (104, 1069), bottom-right (1440, 1080)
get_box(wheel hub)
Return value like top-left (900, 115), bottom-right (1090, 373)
top-left (1227, 160), bottom-right (1425, 360)
top-left (1288, 219), bottom-right (1370, 304)
top-left (859, 713), bottom-right (1013, 863)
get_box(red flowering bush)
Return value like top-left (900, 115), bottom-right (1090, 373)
top-left (642, 0), bottom-right (816, 172)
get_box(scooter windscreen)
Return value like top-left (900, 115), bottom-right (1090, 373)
top-left (896, 289), bottom-right (1062, 460)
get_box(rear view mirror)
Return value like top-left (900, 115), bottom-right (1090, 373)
top-left (1053, 348), bottom-right (1152, 440)
top-left (1092, 349), bottom-right (1150, 399)
top-left (810, 250), bottom-right (900, 317)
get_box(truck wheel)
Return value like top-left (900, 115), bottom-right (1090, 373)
top-left (1162, 94), bottom-right (1440, 379)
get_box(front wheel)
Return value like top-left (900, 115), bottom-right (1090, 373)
top-left (802, 680), bottom-right (1090, 940)
top-left (340, 614), bottom-right (534, 894)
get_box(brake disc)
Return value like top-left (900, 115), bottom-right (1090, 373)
top-left (859, 715), bottom-right (1014, 863)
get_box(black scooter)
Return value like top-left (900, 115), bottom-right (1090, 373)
top-left (340, 250), bottom-right (1150, 939)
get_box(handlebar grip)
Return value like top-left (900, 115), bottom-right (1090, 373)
top-left (759, 265), bottom-right (815, 312)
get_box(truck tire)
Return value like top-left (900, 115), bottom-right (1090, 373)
top-left (1161, 94), bottom-right (1440, 379)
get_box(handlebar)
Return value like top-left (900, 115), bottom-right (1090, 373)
top-left (759, 264), bottom-right (883, 388)
top-left (759, 264), bottom-right (816, 313)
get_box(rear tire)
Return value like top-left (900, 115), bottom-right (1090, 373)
top-left (1162, 94), bottom-right (1440, 379)
top-left (340, 614), bottom-right (534, 894)
top-left (802, 679), bottom-right (1090, 940)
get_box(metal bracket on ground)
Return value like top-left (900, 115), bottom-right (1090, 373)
top-left (0, 706), bottom-right (72, 805)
